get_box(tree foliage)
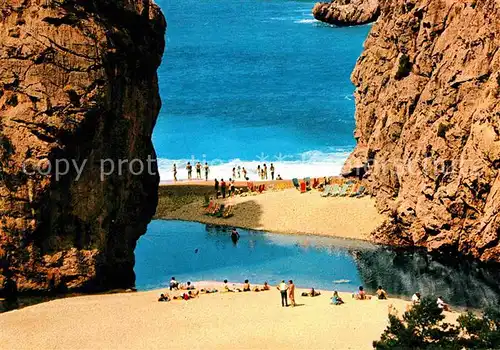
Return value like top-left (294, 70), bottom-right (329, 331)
top-left (373, 297), bottom-right (500, 349)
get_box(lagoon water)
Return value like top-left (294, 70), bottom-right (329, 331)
top-left (153, 0), bottom-right (370, 180)
top-left (135, 221), bottom-right (500, 309)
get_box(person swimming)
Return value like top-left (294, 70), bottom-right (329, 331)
top-left (231, 228), bottom-right (240, 242)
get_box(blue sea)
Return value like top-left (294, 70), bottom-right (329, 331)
top-left (135, 221), bottom-right (500, 309)
top-left (153, 0), bottom-right (370, 181)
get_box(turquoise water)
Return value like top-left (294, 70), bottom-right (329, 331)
top-left (135, 221), bottom-right (500, 309)
top-left (153, 0), bottom-right (370, 180)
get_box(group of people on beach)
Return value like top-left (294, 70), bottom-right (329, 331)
top-left (172, 162), bottom-right (210, 182)
top-left (171, 162), bottom-right (283, 182)
top-left (158, 279), bottom-right (451, 313)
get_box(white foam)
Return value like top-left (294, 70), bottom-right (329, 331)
top-left (294, 19), bottom-right (318, 24)
top-left (157, 149), bottom-right (351, 182)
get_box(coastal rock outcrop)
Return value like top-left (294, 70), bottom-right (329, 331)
top-left (312, 0), bottom-right (380, 26)
top-left (341, 0), bottom-right (500, 262)
top-left (0, 0), bottom-right (166, 292)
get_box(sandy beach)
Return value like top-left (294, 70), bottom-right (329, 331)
top-left (156, 181), bottom-right (387, 241)
top-left (0, 281), bottom-right (457, 350)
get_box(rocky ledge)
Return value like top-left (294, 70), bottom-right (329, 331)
top-left (312, 0), bottom-right (380, 26)
top-left (341, 0), bottom-right (500, 262)
top-left (0, 0), bottom-right (166, 293)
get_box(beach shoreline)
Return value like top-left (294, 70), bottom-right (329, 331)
top-left (156, 182), bottom-right (387, 242)
top-left (0, 281), bottom-right (458, 350)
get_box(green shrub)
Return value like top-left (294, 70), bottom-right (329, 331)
top-left (395, 54), bottom-right (412, 80)
top-left (437, 123), bottom-right (449, 138)
top-left (374, 297), bottom-right (500, 349)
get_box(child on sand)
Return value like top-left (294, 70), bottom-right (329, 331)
top-left (170, 277), bottom-right (179, 291)
top-left (222, 279), bottom-right (234, 292)
top-left (331, 291), bottom-right (344, 305)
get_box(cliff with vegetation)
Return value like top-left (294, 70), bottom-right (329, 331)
top-left (0, 0), bottom-right (166, 292)
top-left (331, 0), bottom-right (500, 262)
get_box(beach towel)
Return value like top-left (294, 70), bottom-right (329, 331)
top-left (321, 185), bottom-right (332, 197)
top-left (292, 178), bottom-right (299, 188)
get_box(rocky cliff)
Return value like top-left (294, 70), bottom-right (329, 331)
top-left (0, 0), bottom-right (166, 292)
top-left (338, 0), bottom-right (500, 262)
top-left (313, 0), bottom-right (380, 26)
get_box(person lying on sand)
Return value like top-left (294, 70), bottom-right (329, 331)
top-left (200, 288), bottom-right (218, 294)
top-left (331, 291), bottom-right (344, 305)
top-left (180, 281), bottom-right (195, 290)
top-left (158, 293), bottom-right (170, 302)
top-left (262, 282), bottom-right (270, 290)
top-left (301, 288), bottom-right (321, 297)
top-left (376, 286), bottom-right (388, 300)
top-left (353, 286), bottom-right (371, 300)
top-left (188, 290), bottom-right (199, 298)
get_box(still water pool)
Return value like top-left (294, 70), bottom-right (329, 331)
top-left (135, 220), bottom-right (500, 309)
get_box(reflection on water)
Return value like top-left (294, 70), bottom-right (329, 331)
top-left (135, 220), bottom-right (500, 309)
top-left (353, 249), bottom-right (500, 309)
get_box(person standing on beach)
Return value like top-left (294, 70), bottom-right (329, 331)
top-left (204, 162), bottom-right (210, 181)
top-left (173, 163), bottom-right (177, 182)
top-left (288, 280), bottom-right (296, 307)
top-left (277, 280), bottom-right (288, 307)
top-left (270, 163), bottom-right (275, 180)
top-left (186, 162), bottom-right (192, 180)
top-left (237, 166), bottom-right (241, 178)
top-left (257, 165), bottom-right (261, 180)
top-left (242, 167), bottom-right (247, 180)
top-left (263, 164), bottom-right (268, 180)
top-left (214, 178), bottom-right (219, 198)
top-left (220, 178), bottom-right (226, 198)
top-left (232, 167), bottom-right (236, 178)
top-left (196, 162), bottom-right (202, 179)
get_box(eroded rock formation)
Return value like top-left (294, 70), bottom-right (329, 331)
top-left (0, 0), bottom-right (166, 292)
top-left (312, 0), bottom-right (380, 26)
top-left (341, 0), bottom-right (500, 262)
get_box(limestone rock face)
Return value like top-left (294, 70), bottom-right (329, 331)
top-left (0, 0), bottom-right (166, 292)
top-left (343, 0), bottom-right (500, 262)
top-left (312, 0), bottom-right (380, 26)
